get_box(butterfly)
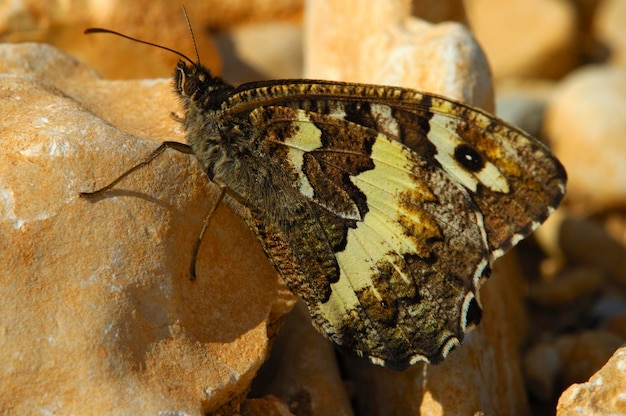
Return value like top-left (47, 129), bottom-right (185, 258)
top-left (80, 20), bottom-right (566, 371)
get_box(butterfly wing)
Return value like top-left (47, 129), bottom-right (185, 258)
top-left (215, 82), bottom-right (566, 369)
top-left (226, 81), bottom-right (566, 259)
top-left (226, 106), bottom-right (491, 369)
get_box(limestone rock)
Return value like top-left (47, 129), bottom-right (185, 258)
top-left (305, 0), bottom-right (494, 110)
top-left (557, 346), bottom-right (626, 415)
top-left (0, 42), bottom-right (295, 415)
top-left (524, 331), bottom-right (624, 403)
top-left (593, 0), bottom-right (626, 69)
top-left (1, 1), bottom-right (304, 80)
top-left (527, 267), bottom-right (604, 307)
top-left (250, 304), bottom-right (353, 416)
top-left (465, 0), bottom-right (577, 79)
top-left (544, 66), bottom-right (626, 211)
top-left (558, 216), bottom-right (626, 287)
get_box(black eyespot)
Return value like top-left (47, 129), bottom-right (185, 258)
top-left (454, 144), bottom-right (485, 172)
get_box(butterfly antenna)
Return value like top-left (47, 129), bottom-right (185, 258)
top-left (181, 5), bottom-right (201, 66)
top-left (83, 28), bottom-right (196, 66)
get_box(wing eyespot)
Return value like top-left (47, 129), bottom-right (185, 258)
top-left (454, 144), bottom-right (485, 172)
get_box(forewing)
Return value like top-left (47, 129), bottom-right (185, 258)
top-left (246, 106), bottom-right (490, 369)
top-left (221, 81), bottom-right (566, 369)
top-left (226, 81), bottom-right (567, 260)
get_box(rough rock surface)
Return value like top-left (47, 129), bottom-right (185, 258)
top-left (0, 42), bottom-right (295, 415)
top-left (305, 0), bottom-right (494, 110)
top-left (557, 346), bottom-right (626, 415)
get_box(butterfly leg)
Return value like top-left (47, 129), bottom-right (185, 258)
top-left (189, 184), bottom-right (227, 281)
top-left (79, 141), bottom-right (194, 198)
top-left (170, 112), bottom-right (185, 123)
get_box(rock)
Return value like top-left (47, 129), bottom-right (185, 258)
top-left (524, 331), bottom-right (624, 404)
top-left (556, 346), bottom-right (626, 415)
top-left (606, 311), bottom-right (626, 339)
top-left (524, 343), bottom-right (562, 401)
top-left (250, 303), bottom-right (353, 416)
top-left (241, 396), bottom-right (295, 416)
top-left (465, 0), bottom-right (577, 79)
top-left (593, 0), bottom-right (626, 69)
top-left (558, 216), bottom-right (626, 287)
top-left (410, 0), bottom-right (468, 24)
top-left (495, 79), bottom-right (556, 138)
top-left (544, 66), bottom-right (626, 211)
top-left (215, 21), bottom-right (303, 84)
top-left (0, 42), bottom-right (295, 415)
top-left (555, 330), bottom-right (624, 387)
top-left (305, 0), bottom-right (494, 110)
top-left (528, 267), bottom-right (604, 307)
top-left (1, 1), bottom-right (305, 80)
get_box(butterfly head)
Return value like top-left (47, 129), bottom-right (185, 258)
top-left (173, 61), bottom-right (234, 111)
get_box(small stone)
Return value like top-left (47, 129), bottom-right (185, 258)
top-left (250, 304), bottom-right (353, 416)
top-left (241, 396), bottom-right (295, 416)
top-left (465, 0), bottom-right (577, 79)
top-left (524, 343), bottom-right (562, 401)
top-left (305, 0), bottom-right (493, 110)
top-left (528, 267), bottom-right (604, 307)
top-left (555, 331), bottom-right (624, 390)
top-left (558, 216), bottom-right (626, 287)
top-left (544, 66), bottom-right (626, 211)
top-left (593, 0), bottom-right (626, 69)
top-left (215, 21), bottom-right (303, 84)
top-left (606, 312), bottom-right (626, 340)
top-left (495, 78), bottom-right (556, 138)
top-left (524, 331), bottom-right (624, 403)
top-left (557, 346), bottom-right (626, 415)
top-left (410, 0), bottom-right (468, 24)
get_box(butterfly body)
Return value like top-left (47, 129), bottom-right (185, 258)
top-left (172, 61), bottom-right (566, 370)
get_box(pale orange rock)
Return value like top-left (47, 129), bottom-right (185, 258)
top-left (556, 331), bottom-right (625, 388)
top-left (215, 21), bottom-right (303, 83)
top-left (528, 267), bottom-right (604, 307)
top-left (241, 396), bottom-right (295, 416)
top-left (526, 331), bottom-right (624, 404)
top-left (305, 0), bottom-right (494, 110)
top-left (558, 216), bottom-right (626, 287)
top-left (557, 346), bottom-right (626, 415)
top-left (465, 0), bottom-right (577, 79)
top-left (494, 78), bottom-right (557, 138)
top-left (0, 42), bottom-right (295, 415)
top-left (606, 312), bottom-right (626, 340)
top-left (250, 304), bottom-right (353, 416)
top-left (524, 343), bottom-right (562, 401)
top-left (593, 0), bottom-right (626, 69)
top-left (544, 66), bottom-right (626, 212)
top-left (1, 1), bottom-right (304, 80)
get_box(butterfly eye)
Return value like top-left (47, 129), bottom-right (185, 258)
top-left (454, 144), bottom-right (485, 172)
